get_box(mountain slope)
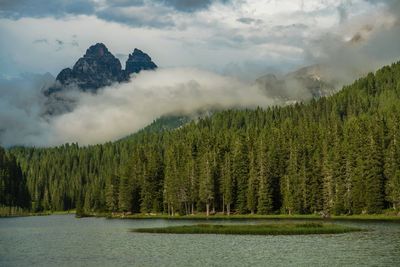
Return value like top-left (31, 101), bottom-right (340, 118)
top-left (256, 64), bottom-right (337, 101)
top-left (8, 61), bottom-right (400, 215)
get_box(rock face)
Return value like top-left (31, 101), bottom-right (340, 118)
top-left (125, 48), bottom-right (157, 75)
top-left (45, 43), bottom-right (157, 96)
top-left (43, 43), bottom-right (157, 116)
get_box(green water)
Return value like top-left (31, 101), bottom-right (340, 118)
top-left (0, 215), bottom-right (399, 266)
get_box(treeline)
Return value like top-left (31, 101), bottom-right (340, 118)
top-left (9, 61), bottom-right (400, 215)
top-left (0, 147), bottom-right (30, 211)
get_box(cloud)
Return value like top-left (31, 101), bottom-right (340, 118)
top-left (0, 73), bottom-right (54, 146)
top-left (303, 0), bottom-right (400, 85)
top-left (0, 0), bottom-right (95, 19)
top-left (49, 68), bottom-right (275, 145)
top-left (158, 0), bottom-right (229, 12)
top-left (1, 0), bottom-right (400, 148)
top-left (97, 4), bottom-right (176, 28)
top-left (236, 17), bottom-right (263, 25)
top-left (1, 1), bottom-right (398, 79)
top-left (0, 68), bottom-right (276, 147)
top-left (0, 0), bottom-right (228, 22)
top-left (105, 0), bottom-right (227, 13)
top-left (1, 1), bottom-right (398, 78)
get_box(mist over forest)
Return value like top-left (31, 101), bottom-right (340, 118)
top-left (1, 0), bottom-right (399, 147)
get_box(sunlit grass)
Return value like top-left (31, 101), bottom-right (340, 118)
top-left (132, 222), bottom-right (362, 235)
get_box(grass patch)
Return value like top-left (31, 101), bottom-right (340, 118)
top-left (132, 222), bottom-right (362, 235)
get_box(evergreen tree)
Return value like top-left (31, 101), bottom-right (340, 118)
top-left (198, 147), bottom-right (214, 216)
top-left (105, 174), bottom-right (119, 212)
top-left (363, 126), bottom-right (385, 213)
top-left (221, 152), bottom-right (233, 215)
top-left (257, 140), bottom-right (273, 214)
top-left (247, 147), bottom-right (258, 214)
top-left (232, 134), bottom-right (249, 214)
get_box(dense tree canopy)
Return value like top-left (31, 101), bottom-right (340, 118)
top-left (7, 61), bottom-right (400, 215)
top-left (0, 147), bottom-right (30, 210)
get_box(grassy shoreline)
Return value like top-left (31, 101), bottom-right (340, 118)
top-left (0, 209), bottom-right (76, 218)
top-left (101, 213), bottom-right (400, 222)
top-left (132, 222), bottom-right (363, 235)
top-left (2, 209), bottom-right (399, 222)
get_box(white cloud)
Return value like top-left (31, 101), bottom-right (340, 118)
top-left (0, 68), bottom-right (275, 146)
top-left (49, 68), bottom-right (275, 145)
top-left (2, 0), bottom-right (392, 78)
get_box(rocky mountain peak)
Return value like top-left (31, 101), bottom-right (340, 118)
top-left (84, 43), bottom-right (109, 58)
top-left (43, 43), bottom-right (158, 115)
top-left (125, 48), bottom-right (157, 75)
top-left (129, 48), bottom-right (152, 62)
top-left (45, 43), bottom-right (157, 97)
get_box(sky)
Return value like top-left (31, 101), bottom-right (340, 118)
top-left (0, 0), bottom-right (399, 147)
top-left (0, 0), bottom-right (398, 80)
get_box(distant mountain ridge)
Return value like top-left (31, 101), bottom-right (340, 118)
top-left (45, 43), bottom-right (157, 95)
top-left (256, 64), bottom-right (337, 102)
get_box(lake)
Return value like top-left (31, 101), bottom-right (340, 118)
top-left (1, 215), bottom-right (399, 266)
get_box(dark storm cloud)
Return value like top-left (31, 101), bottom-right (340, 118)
top-left (96, 0), bottom-right (229, 28)
top-left (97, 5), bottom-right (176, 28)
top-left (156, 0), bottom-right (213, 12)
top-left (0, 0), bottom-right (230, 21)
top-left (0, 0), bottom-right (231, 30)
top-left (0, 0), bottom-right (95, 18)
top-left (103, 0), bottom-right (219, 11)
top-left (103, 0), bottom-right (145, 7)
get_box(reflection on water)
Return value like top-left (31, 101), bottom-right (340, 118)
top-left (0, 215), bottom-right (399, 266)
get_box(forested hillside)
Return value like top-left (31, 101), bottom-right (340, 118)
top-left (8, 62), bottom-right (400, 215)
